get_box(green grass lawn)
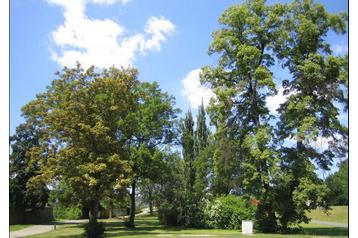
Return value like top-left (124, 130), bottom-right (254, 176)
top-left (10, 224), bottom-right (33, 232)
top-left (307, 206), bottom-right (348, 223)
top-left (24, 215), bottom-right (348, 238)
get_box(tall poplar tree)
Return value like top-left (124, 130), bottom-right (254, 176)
top-left (182, 111), bottom-right (195, 192)
top-left (193, 101), bottom-right (211, 197)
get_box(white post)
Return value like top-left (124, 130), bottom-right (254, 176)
top-left (242, 220), bottom-right (253, 235)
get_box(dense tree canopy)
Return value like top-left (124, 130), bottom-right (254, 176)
top-left (201, 0), bottom-right (347, 232)
top-left (21, 65), bottom-right (140, 223)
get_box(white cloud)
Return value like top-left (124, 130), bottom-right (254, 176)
top-left (181, 69), bottom-right (215, 108)
top-left (266, 87), bottom-right (289, 115)
top-left (332, 44), bottom-right (348, 55)
top-left (48, 0), bottom-right (175, 68)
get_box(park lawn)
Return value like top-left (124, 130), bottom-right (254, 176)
top-left (10, 224), bottom-right (33, 232)
top-left (307, 206), bottom-right (348, 223)
top-left (25, 215), bottom-right (348, 238)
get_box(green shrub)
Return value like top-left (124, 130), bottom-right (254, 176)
top-left (53, 205), bottom-right (81, 220)
top-left (158, 202), bottom-right (180, 226)
top-left (84, 220), bottom-right (105, 238)
top-left (203, 195), bottom-right (256, 230)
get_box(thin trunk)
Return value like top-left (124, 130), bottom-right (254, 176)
top-left (148, 189), bottom-right (153, 216)
top-left (129, 179), bottom-right (136, 227)
top-left (109, 200), bottom-right (113, 219)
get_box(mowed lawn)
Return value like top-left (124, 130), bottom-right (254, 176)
top-left (307, 206), bottom-right (348, 223)
top-left (24, 215), bottom-right (348, 238)
top-left (10, 224), bottom-right (32, 232)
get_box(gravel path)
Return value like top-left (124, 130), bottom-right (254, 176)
top-left (9, 220), bottom-right (88, 237)
top-left (311, 220), bottom-right (348, 228)
top-left (10, 225), bottom-right (55, 238)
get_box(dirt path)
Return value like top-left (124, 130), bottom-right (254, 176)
top-left (10, 225), bottom-right (55, 238)
top-left (311, 220), bottom-right (348, 228)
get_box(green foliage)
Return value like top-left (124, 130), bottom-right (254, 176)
top-left (126, 80), bottom-right (180, 227)
top-left (203, 195), bottom-right (256, 230)
top-left (202, 0), bottom-right (285, 232)
top-left (273, 0), bottom-right (348, 231)
top-left (21, 64), bottom-right (139, 221)
top-left (181, 111), bottom-right (196, 191)
top-left (53, 205), bottom-right (81, 220)
top-left (326, 160), bottom-right (348, 205)
top-left (10, 122), bottom-right (49, 212)
top-left (154, 151), bottom-right (186, 226)
top-left (84, 220), bottom-right (105, 238)
top-left (158, 202), bottom-right (181, 226)
top-left (201, 0), bottom-right (347, 233)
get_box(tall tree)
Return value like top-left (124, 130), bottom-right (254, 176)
top-left (182, 111), bottom-right (195, 192)
top-left (180, 111), bottom-right (199, 227)
top-left (194, 101), bottom-right (209, 156)
top-left (126, 81), bottom-right (179, 227)
top-left (274, 0), bottom-right (348, 229)
top-left (193, 101), bottom-right (211, 197)
top-left (21, 65), bottom-right (137, 228)
top-left (201, 0), bottom-right (285, 231)
top-left (10, 122), bottom-right (49, 214)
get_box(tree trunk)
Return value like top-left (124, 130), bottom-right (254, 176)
top-left (89, 200), bottom-right (99, 223)
top-left (109, 199), bottom-right (113, 219)
top-left (128, 179), bottom-right (136, 227)
top-left (149, 188), bottom-right (153, 216)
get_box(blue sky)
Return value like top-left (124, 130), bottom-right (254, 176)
top-left (10, 0), bottom-right (348, 173)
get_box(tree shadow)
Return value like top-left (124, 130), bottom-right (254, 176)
top-left (103, 217), bottom-right (190, 237)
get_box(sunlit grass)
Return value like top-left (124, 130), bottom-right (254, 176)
top-left (25, 215), bottom-right (348, 238)
top-left (307, 206), bottom-right (348, 223)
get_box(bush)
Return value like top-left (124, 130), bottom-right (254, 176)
top-left (158, 202), bottom-right (180, 226)
top-left (53, 205), bottom-right (81, 220)
top-left (84, 220), bottom-right (105, 238)
top-left (203, 195), bottom-right (256, 230)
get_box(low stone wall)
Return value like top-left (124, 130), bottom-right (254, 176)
top-left (10, 207), bottom-right (54, 225)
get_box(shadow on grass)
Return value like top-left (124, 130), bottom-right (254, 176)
top-left (303, 227), bottom-right (348, 236)
top-left (104, 217), bottom-right (192, 237)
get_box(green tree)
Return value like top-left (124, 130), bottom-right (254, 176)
top-left (326, 159), bottom-right (348, 205)
top-left (21, 65), bottom-right (137, 229)
top-left (201, 0), bottom-right (285, 231)
top-left (10, 122), bottom-right (49, 213)
top-left (155, 150), bottom-right (185, 226)
top-left (181, 111), bottom-right (196, 192)
top-left (194, 101), bottom-right (211, 197)
top-left (274, 0), bottom-right (348, 230)
top-left (194, 101), bottom-right (209, 156)
top-left (126, 81), bottom-right (179, 227)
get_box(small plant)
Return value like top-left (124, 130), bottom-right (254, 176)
top-left (84, 220), bottom-right (105, 238)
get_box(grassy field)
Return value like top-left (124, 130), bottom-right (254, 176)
top-left (10, 224), bottom-right (32, 232)
top-left (24, 215), bottom-right (348, 238)
top-left (307, 206), bottom-right (348, 223)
